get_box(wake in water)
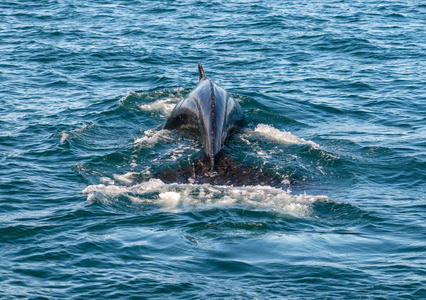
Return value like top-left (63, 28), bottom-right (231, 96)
top-left (77, 89), bottom-right (333, 217)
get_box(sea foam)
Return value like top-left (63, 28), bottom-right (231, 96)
top-left (82, 177), bottom-right (328, 217)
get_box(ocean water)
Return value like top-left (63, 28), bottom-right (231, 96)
top-left (1, 0), bottom-right (425, 298)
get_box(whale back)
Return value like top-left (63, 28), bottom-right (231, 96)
top-left (163, 63), bottom-right (245, 171)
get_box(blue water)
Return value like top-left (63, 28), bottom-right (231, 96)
top-left (1, 0), bottom-right (425, 298)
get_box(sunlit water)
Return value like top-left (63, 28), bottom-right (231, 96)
top-left (1, 0), bottom-right (425, 299)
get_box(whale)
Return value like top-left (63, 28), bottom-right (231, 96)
top-left (163, 63), bottom-right (245, 171)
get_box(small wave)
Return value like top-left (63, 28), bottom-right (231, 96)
top-left (118, 91), bottom-right (139, 106)
top-left (119, 88), bottom-right (185, 116)
top-left (82, 177), bottom-right (329, 217)
top-left (59, 124), bottom-right (94, 143)
top-left (252, 124), bottom-right (319, 148)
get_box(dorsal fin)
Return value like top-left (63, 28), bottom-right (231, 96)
top-left (198, 62), bottom-right (206, 80)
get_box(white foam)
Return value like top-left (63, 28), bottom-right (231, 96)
top-left (139, 98), bottom-right (176, 115)
top-left (139, 88), bottom-right (185, 115)
top-left (82, 178), bottom-right (329, 217)
top-left (100, 177), bottom-right (115, 185)
top-left (134, 129), bottom-right (170, 145)
top-left (159, 192), bottom-right (181, 210)
top-left (253, 124), bottom-right (319, 148)
top-left (82, 178), bottom-right (165, 203)
top-left (113, 172), bottom-right (139, 185)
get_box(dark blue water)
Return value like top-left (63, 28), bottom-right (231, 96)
top-left (1, 0), bottom-right (425, 298)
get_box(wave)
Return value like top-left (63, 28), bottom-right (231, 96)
top-left (59, 124), bottom-right (95, 143)
top-left (248, 124), bottom-right (319, 148)
top-left (118, 88), bottom-right (187, 116)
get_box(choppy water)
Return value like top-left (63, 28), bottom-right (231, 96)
top-left (1, 0), bottom-right (425, 299)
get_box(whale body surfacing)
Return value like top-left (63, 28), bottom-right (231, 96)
top-left (163, 63), bottom-right (245, 171)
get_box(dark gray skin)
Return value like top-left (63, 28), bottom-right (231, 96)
top-left (163, 63), bottom-right (245, 171)
top-left (155, 151), bottom-right (296, 187)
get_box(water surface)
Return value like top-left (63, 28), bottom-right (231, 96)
top-left (1, 0), bottom-right (425, 298)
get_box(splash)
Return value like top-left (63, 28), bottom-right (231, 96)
top-left (253, 124), bottom-right (319, 148)
top-left (82, 177), bottom-right (329, 217)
